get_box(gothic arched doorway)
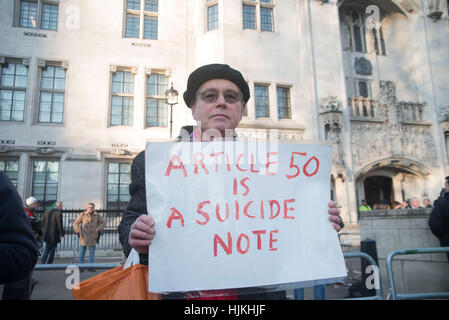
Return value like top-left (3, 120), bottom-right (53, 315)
top-left (355, 157), bottom-right (434, 220)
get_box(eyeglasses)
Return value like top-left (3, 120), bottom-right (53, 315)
top-left (196, 89), bottom-right (243, 104)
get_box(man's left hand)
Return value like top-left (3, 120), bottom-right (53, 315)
top-left (328, 201), bottom-right (343, 231)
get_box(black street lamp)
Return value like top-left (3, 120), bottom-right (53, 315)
top-left (165, 82), bottom-right (178, 139)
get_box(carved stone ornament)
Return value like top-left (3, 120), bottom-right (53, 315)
top-left (114, 148), bottom-right (129, 155)
top-left (377, 80), bottom-right (401, 125)
top-left (320, 96), bottom-right (341, 113)
top-left (440, 105), bottom-right (449, 121)
top-left (354, 57), bottom-right (373, 76)
top-left (315, 0), bottom-right (328, 5)
top-left (320, 96), bottom-right (343, 128)
top-left (0, 146), bottom-right (12, 153)
top-left (37, 147), bottom-right (54, 154)
top-left (427, 0), bottom-right (443, 21)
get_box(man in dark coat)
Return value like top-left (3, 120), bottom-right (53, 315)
top-left (0, 172), bottom-right (38, 299)
top-left (41, 201), bottom-right (64, 264)
top-left (428, 177), bottom-right (449, 262)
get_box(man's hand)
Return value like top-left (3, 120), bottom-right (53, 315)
top-left (129, 215), bottom-right (156, 254)
top-left (328, 201), bottom-right (343, 231)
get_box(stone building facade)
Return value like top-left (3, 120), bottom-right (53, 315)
top-left (0, 0), bottom-right (448, 226)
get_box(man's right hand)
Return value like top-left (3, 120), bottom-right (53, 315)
top-left (128, 215), bottom-right (156, 254)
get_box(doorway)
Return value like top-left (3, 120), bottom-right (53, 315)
top-left (363, 176), bottom-right (394, 208)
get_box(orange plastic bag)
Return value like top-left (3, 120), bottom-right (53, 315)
top-left (72, 264), bottom-right (161, 300)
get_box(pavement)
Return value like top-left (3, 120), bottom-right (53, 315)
top-left (29, 254), bottom-right (363, 300)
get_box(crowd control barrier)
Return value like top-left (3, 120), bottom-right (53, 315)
top-left (342, 251), bottom-right (383, 300)
top-left (34, 263), bottom-right (121, 271)
top-left (33, 252), bottom-right (383, 300)
top-left (386, 247), bottom-right (449, 300)
top-left (338, 232), bottom-right (360, 252)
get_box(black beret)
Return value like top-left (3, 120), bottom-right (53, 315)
top-left (183, 64), bottom-right (250, 107)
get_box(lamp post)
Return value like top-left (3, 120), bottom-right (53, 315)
top-left (165, 82), bottom-right (178, 139)
top-left (428, 0), bottom-right (443, 21)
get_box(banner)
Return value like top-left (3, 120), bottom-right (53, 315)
top-left (146, 141), bottom-right (346, 293)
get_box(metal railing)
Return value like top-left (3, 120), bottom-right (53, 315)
top-left (339, 232), bottom-right (360, 252)
top-left (34, 263), bottom-right (121, 271)
top-left (35, 209), bottom-right (123, 253)
top-left (342, 251), bottom-right (383, 300)
top-left (31, 250), bottom-right (383, 300)
top-left (386, 247), bottom-right (449, 300)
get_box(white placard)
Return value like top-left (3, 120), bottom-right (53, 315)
top-left (146, 141), bottom-right (347, 293)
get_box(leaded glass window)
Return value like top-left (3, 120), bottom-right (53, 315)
top-left (107, 162), bottom-right (131, 210)
top-left (110, 71), bottom-right (134, 126)
top-left (38, 66), bottom-right (66, 123)
top-left (32, 160), bottom-right (59, 211)
top-left (0, 62), bottom-right (27, 121)
top-left (146, 73), bottom-right (168, 127)
top-left (277, 87), bottom-right (291, 119)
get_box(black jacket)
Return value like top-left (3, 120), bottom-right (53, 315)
top-left (0, 172), bottom-right (38, 284)
top-left (118, 150), bottom-right (147, 262)
top-left (42, 208), bottom-right (64, 247)
top-left (428, 193), bottom-right (449, 262)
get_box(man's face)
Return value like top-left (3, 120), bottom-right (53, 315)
top-left (423, 199), bottom-right (430, 206)
top-left (190, 79), bottom-right (246, 137)
top-left (87, 205), bottom-right (95, 213)
top-left (411, 199), bottom-right (419, 208)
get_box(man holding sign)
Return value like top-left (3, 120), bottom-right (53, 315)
top-left (118, 64), bottom-right (345, 299)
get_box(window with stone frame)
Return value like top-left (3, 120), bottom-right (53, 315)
top-left (38, 63), bottom-right (66, 124)
top-left (243, 3), bottom-right (256, 29)
top-left (206, 1), bottom-right (219, 31)
top-left (260, 4), bottom-right (274, 32)
top-left (106, 162), bottom-right (131, 211)
top-left (0, 58), bottom-right (28, 122)
top-left (356, 79), bottom-right (370, 98)
top-left (146, 72), bottom-right (169, 127)
top-left (0, 159), bottom-right (19, 187)
top-left (15, 0), bottom-right (59, 31)
top-left (254, 84), bottom-right (270, 118)
top-left (124, 0), bottom-right (159, 40)
top-left (349, 79), bottom-right (375, 118)
top-left (110, 68), bottom-right (135, 126)
top-left (242, 0), bottom-right (274, 32)
top-left (342, 8), bottom-right (386, 55)
top-left (277, 86), bottom-right (291, 119)
top-left (31, 159), bottom-right (59, 211)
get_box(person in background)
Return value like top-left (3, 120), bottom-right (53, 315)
top-left (24, 197), bottom-right (39, 218)
top-left (423, 198), bottom-right (433, 208)
top-left (373, 199), bottom-right (390, 210)
top-left (358, 199), bottom-right (372, 212)
top-left (73, 203), bottom-right (105, 266)
top-left (408, 197), bottom-right (422, 209)
top-left (24, 197), bottom-right (43, 287)
top-left (24, 197), bottom-right (43, 253)
top-left (41, 201), bottom-right (64, 264)
top-left (0, 172), bottom-right (38, 299)
top-left (392, 201), bottom-right (402, 210)
top-left (428, 176), bottom-right (449, 263)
